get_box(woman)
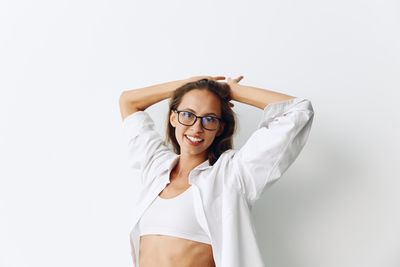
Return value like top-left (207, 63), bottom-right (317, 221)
top-left (119, 75), bottom-right (314, 267)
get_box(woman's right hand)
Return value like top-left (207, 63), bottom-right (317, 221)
top-left (187, 75), bottom-right (226, 83)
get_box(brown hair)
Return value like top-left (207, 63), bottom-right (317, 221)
top-left (165, 79), bottom-right (237, 166)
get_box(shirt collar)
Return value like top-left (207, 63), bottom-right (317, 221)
top-left (165, 154), bottom-right (212, 174)
top-left (195, 158), bottom-right (211, 170)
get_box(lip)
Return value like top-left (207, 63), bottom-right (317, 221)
top-left (184, 135), bottom-right (204, 146)
top-left (185, 134), bottom-right (204, 140)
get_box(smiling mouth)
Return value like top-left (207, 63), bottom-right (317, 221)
top-left (185, 135), bottom-right (204, 144)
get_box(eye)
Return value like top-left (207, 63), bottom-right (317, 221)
top-left (204, 116), bottom-right (217, 123)
top-left (182, 111), bottom-right (194, 118)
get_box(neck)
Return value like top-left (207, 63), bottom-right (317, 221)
top-left (174, 153), bottom-right (207, 178)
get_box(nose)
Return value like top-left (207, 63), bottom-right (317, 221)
top-left (191, 118), bottom-right (204, 131)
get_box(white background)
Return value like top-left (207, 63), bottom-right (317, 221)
top-left (1, 0), bottom-right (399, 266)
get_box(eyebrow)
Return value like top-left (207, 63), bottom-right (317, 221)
top-left (182, 108), bottom-right (218, 116)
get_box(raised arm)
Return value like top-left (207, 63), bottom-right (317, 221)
top-left (223, 76), bottom-right (314, 206)
top-left (119, 79), bottom-right (188, 121)
top-left (119, 76), bottom-right (226, 120)
top-left (228, 76), bottom-right (296, 109)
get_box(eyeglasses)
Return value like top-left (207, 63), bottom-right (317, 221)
top-left (173, 109), bottom-right (222, 131)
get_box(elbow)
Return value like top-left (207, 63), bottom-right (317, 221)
top-left (119, 91), bottom-right (138, 107)
top-left (119, 90), bottom-right (129, 103)
top-left (302, 98), bottom-right (314, 115)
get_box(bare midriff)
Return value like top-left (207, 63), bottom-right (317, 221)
top-left (139, 174), bottom-right (215, 267)
top-left (139, 234), bottom-right (215, 267)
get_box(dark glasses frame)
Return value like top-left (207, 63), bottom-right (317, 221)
top-left (172, 109), bottom-right (222, 131)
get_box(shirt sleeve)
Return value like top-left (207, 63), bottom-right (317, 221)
top-left (122, 111), bottom-right (173, 185)
top-left (229, 97), bottom-right (314, 205)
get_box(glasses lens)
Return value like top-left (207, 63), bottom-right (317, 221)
top-left (202, 116), bottom-right (219, 130)
top-left (179, 111), bottom-right (196, 125)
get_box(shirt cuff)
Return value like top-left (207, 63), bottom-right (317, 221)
top-left (258, 97), bottom-right (311, 128)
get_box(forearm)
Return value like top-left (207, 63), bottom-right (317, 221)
top-left (120, 79), bottom-right (189, 111)
top-left (230, 83), bottom-right (296, 110)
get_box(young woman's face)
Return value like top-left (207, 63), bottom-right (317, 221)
top-left (170, 89), bottom-right (224, 159)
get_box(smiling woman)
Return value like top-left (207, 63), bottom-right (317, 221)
top-left (119, 76), bottom-right (314, 267)
top-left (166, 79), bottom-right (235, 166)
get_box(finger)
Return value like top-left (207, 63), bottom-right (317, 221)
top-left (235, 75), bottom-right (244, 82)
top-left (212, 76), bottom-right (226, 80)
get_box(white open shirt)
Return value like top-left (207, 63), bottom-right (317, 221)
top-left (122, 97), bottom-right (314, 267)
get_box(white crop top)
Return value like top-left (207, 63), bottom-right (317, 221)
top-left (138, 185), bottom-right (211, 245)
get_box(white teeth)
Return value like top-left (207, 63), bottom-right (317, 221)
top-left (186, 135), bottom-right (203, 142)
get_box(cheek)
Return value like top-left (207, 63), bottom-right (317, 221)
top-left (174, 126), bottom-right (185, 144)
top-left (205, 133), bottom-right (217, 145)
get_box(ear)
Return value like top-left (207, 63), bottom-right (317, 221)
top-left (170, 110), bottom-right (177, 128)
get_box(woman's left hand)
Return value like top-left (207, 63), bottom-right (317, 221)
top-left (225, 76), bottom-right (244, 107)
top-left (227, 76), bottom-right (244, 90)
